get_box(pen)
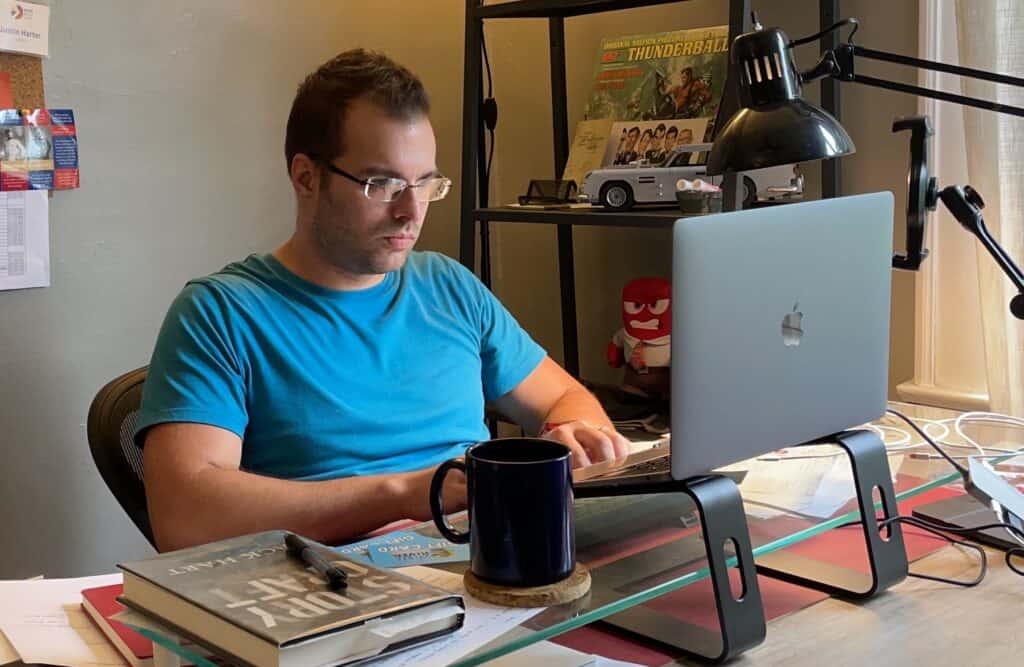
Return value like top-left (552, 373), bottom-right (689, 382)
top-left (285, 533), bottom-right (348, 590)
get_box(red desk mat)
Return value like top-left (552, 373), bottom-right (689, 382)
top-left (552, 485), bottom-right (966, 665)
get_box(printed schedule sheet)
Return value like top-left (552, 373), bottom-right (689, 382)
top-left (0, 190), bottom-right (49, 291)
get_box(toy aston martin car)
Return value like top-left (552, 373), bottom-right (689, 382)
top-left (580, 143), bottom-right (803, 210)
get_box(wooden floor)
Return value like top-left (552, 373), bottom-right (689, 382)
top-left (671, 545), bottom-right (1024, 666)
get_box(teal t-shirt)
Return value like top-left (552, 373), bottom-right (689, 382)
top-left (134, 251), bottom-right (546, 480)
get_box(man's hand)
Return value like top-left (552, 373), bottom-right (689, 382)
top-left (394, 464), bottom-right (467, 521)
top-left (541, 421), bottom-right (632, 468)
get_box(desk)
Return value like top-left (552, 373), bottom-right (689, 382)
top-left (688, 543), bottom-right (1024, 666)
top-left (138, 402), bottom-right (1021, 666)
top-left (452, 401), bottom-right (1023, 665)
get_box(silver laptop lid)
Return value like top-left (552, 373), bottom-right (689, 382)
top-left (670, 192), bottom-right (894, 480)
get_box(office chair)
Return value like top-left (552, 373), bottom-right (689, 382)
top-left (86, 366), bottom-right (155, 547)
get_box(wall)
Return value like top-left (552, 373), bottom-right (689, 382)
top-left (0, 0), bottom-right (376, 577)
top-left (0, 0), bottom-right (919, 577)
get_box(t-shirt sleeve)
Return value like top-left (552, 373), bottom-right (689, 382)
top-left (447, 260), bottom-right (546, 401)
top-left (133, 283), bottom-right (249, 448)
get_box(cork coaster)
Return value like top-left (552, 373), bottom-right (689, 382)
top-left (463, 564), bottom-right (591, 607)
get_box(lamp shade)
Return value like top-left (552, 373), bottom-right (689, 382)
top-left (706, 23), bottom-right (855, 175)
top-left (707, 100), bottom-right (855, 173)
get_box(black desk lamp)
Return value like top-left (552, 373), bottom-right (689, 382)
top-left (707, 15), bottom-right (1024, 321)
top-left (706, 15), bottom-right (1024, 553)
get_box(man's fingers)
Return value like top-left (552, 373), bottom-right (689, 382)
top-left (610, 431), bottom-right (633, 459)
top-left (542, 424), bottom-right (593, 468)
top-left (575, 428), bottom-right (617, 464)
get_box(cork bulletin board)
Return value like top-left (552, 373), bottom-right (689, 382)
top-left (0, 52), bottom-right (44, 107)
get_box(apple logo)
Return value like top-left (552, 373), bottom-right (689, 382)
top-left (781, 302), bottom-right (803, 347)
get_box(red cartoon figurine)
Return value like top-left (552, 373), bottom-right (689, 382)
top-left (607, 277), bottom-right (671, 398)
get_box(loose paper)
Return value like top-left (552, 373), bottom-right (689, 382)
top-left (0, 630), bottom-right (18, 666)
top-left (372, 566), bottom-right (543, 667)
top-left (0, 189), bottom-right (48, 290)
top-left (0, 573), bottom-right (126, 667)
top-left (336, 530), bottom-right (470, 567)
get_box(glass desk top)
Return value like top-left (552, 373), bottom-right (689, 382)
top-left (142, 402), bottom-right (1023, 666)
top-left (448, 401), bottom-right (1024, 665)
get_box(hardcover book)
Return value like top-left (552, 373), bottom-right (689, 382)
top-left (81, 583), bottom-right (156, 667)
top-left (117, 530), bottom-right (464, 667)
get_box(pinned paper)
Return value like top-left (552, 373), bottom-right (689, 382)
top-left (0, 2), bottom-right (50, 58)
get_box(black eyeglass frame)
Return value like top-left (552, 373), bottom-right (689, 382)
top-left (310, 155), bottom-right (452, 203)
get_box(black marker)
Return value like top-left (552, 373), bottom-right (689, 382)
top-left (285, 533), bottom-right (348, 590)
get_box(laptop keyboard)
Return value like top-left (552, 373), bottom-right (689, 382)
top-left (619, 455), bottom-right (671, 475)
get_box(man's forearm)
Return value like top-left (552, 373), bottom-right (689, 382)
top-left (150, 467), bottom-right (411, 551)
top-left (540, 386), bottom-right (615, 432)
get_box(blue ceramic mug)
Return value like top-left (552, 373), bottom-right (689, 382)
top-left (430, 437), bottom-right (575, 587)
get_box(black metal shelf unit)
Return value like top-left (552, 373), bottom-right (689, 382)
top-left (458, 0), bottom-right (841, 376)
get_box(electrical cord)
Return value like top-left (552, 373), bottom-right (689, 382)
top-left (881, 408), bottom-right (1024, 581)
top-left (835, 514), bottom-right (990, 586)
top-left (753, 408), bottom-right (1024, 584)
top-left (886, 407), bottom-right (969, 475)
top-left (477, 21), bottom-right (498, 287)
top-left (754, 411), bottom-right (1024, 462)
top-left (788, 17), bottom-right (859, 48)
top-left (480, 25), bottom-right (497, 185)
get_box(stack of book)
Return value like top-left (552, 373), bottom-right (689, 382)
top-left (81, 582), bottom-right (159, 667)
top-left (96, 530), bottom-right (465, 667)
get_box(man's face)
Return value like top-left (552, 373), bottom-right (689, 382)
top-left (311, 97), bottom-right (438, 279)
top-left (680, 69), bottom-right (692, 86)
top-left (626, 129), bottom-right (640, 149)
top-left (664, 131), bottom-right (678, 152)
top-left (637, 133), bottom-right (651, 153)
top-left (679, 129), bottom-right (693, 145)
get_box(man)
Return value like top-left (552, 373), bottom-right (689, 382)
top-left (672, 127), bottom-right (696, 165)
top-left (645, 123), bottom-right (666, 163)
top-left (612, 128), bottom-right (628, 165)
top-left (672, 67), bottom-right (712, 118)
top-left (615, 126), bottom-right (641, 165)
top-left (662, 125), bottom-right (679, 156)
top-left (138, 50), bottom-right (632, 553)
top-left (634, 129), bottom-right (653, 163)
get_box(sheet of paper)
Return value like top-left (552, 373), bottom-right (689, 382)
top-left (486, 640), bottom-right (595, 666)
top-left (372, 566), bottom-right (543, 667)
top-left (0, 190), bottom-right (49, 290)
top-left (0, 2), bottom-right (50, 57)
top-left (740, 453), bottom-right (905, 520)
top-left (739, 456), bottom-right (846, 520)
top-left (561, 118), bottom-right (615, 190)
top-left (0, 573), bottom-right (126, 667)
top-left (0, 630), bottom-right (18, 665)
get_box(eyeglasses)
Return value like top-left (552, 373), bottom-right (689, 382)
top-left (319, 160), bottom-right (452, 203)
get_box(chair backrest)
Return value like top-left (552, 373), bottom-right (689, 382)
top-left (87, 366), bottom-right (154, 547)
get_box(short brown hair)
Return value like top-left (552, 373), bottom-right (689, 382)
top-left (284, 49), bottom-right (430, 173)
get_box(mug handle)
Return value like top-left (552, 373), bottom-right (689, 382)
top-left (429, 459), bottom-right (470, 543)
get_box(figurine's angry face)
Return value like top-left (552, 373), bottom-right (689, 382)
top-left (622, 278), bottom-right (671, 341)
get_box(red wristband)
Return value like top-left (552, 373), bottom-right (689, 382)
top-left (540, 421), bottom-right (569, 437)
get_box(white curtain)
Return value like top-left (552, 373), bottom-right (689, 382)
top-left (955, 0), bottom-right (1024, 416)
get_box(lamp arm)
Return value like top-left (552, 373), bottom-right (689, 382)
top-left (798, 51), bottom-right (841, 85)
top-left (827, 43), bottom-right (1024, 118)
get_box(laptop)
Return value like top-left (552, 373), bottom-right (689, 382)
top-left (573, 192), bottom-right (895, 489)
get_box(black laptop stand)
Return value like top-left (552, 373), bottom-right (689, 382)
top-left (753, 428), bottom-right (909, 599)
top-left (576, 474), bottom-right (766, 663)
